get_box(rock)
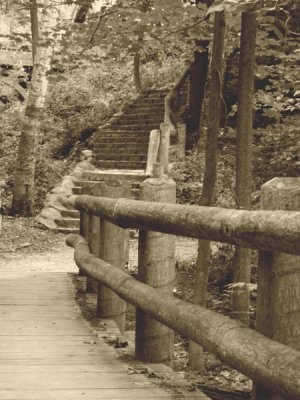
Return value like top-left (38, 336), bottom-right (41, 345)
top-left (36, 150), bottom-right (95, 230)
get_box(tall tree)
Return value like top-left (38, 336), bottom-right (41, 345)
top-left (189, 11), bottom-right (226, 371)
top-left (30, 0), bottom-right (39, 62)
top-left (232, 11), bottom-right (257, 325)
top-left (10, 0), bottom-right (65, 215)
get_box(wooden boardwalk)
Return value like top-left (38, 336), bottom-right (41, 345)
top-left (0, 270), bottom-right (209, 400)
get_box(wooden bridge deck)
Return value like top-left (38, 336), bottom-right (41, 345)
top-left (0, 270), bottom-right (209, 400)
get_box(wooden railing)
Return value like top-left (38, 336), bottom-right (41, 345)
top-left (164, 65), bottom-right (191, 128)
top-left (66, 175), bottom-right (300, 400)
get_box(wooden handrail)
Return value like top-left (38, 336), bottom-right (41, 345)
top-left (66, 176), bottom-right (300, 399)
top-left (66, 195), bottom-right (300, 255)
top-left (67, 233), bottom-right (300, 400)
top-left (173, 65), bottom-right (191, 92)
top-left (164, 65), bottom-right (191, 128)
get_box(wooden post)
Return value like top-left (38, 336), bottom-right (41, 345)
top-left (135, 164), bottom-right (176, 365)
top-left (254, 177), bottom-right (300, 400)
top-left (177, 123), bottom-right (186, 161)
top-left (80, 182), bottom-right (98, 292)
top-left (79, 210), bottom-right (91, 280)
top-left (96, 180), bottom-right (131, 334)
top-left (89, 214), bottom-right (101, 284)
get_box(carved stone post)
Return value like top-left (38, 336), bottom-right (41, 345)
top-left (145, 129), bottom-right (160, 176)
top-left (158, 123), bottom-right (170, 175)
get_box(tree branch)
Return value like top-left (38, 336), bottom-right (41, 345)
top-left (76, 14), bottom-right (103, 59)
top-left (162, 16), bottom-right (208, 40)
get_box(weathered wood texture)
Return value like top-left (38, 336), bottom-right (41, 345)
top-left (67, 234), bottom-right (300, 400)
top-left (94, 181), bottom-right (130, 333)
top-left (79, 209), bottom-right (93, 287)
top-left (254, 177), bottom-right (300, 400)
top-left (0, 271), bottom-right (197, 399)
top-left (67, 195), bottom-right (300, 255)
top-left (136, 176), bottom-right (176, 364)
top-left (176, 123), bottom-right (186, 160)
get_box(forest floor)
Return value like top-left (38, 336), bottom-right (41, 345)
top-left (0, 216), bottom-right (252, 400)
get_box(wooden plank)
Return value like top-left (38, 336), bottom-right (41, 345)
top-left (0, 388), bottom-right (185, 399)
top-left (0, 271), bottom-right (210, 400)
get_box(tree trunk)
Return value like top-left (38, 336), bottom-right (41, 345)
top-left (10, 1), bottom-right (63, 216)
top-left (188, 41), bottom-right (209, 135)
top-left (232, 11), bottom-right (257, 326)
top-left (133, 31), bottom-right (143, 92)
top-left (134, 52), bottom-right (142, 92)
top-left (30, 0), bottom-right (39, 62)
top-left (189, 11), bottom-right (225, 371)
top-left (200, 12), bottom-right (225, 207)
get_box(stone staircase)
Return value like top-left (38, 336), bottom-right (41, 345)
top-left (93, 88), bottom-right (169, 170)
top-left (46, 88), bottom-right (170, 234)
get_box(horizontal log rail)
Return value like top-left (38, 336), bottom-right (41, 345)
top-left (66, 194), bottom-right (300, 255)
top-left (67, 233), bottom-right (300, 400)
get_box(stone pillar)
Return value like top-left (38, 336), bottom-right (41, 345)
top-left (145, 129), bottom-right (160, 176)
top-left (158, 123), bottom-right (170, 175)
top-left (254, 177), bottom-right (300, 400)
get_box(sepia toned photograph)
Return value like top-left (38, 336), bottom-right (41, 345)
top-left (0, 1), bottom-right (299, 399)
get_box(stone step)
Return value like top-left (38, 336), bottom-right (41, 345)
top-left (104, 124), bottom-right (159, 131)
top-left (96, 160), bottom-right (147, 169)
top-left (126, 106), bottom-right (163, 114)
top-left (82, 170), bottom-right (147, 182)
top-left (54, 217), bottom-right (80, 229)
top-left (134, 95), bottom-right (166, 104)
top-left (61, 209), bottom-right (80, 218)
top-left (113, 116), bottom-right (163, 124)
top-left (94, 145), bottom-right (148, 154)
top-left (53, 226), bottom-right (80, 234)
top-left (95, 130), bottom-right (150, 136)
top-left (95, 153), bottom-right (147, 162)
top-left (117, 112), bottom-right (164, 120)
top-left (94, 142), bottom-right (148, 154)
top-left (142, 89), bottom-right (169, 95)
top-left (94, 136), bottom-right (149, 144)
